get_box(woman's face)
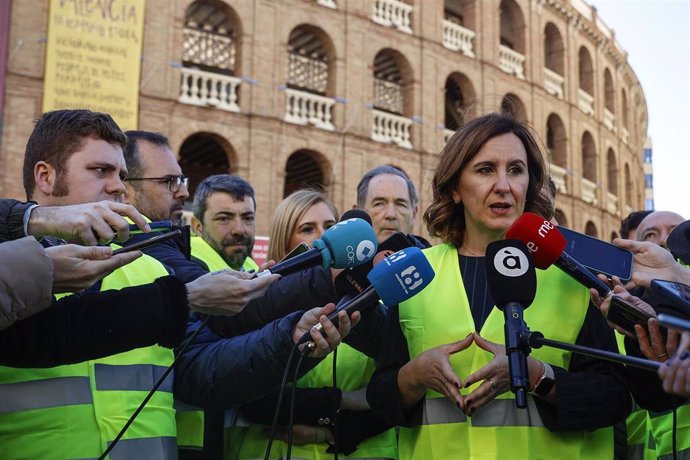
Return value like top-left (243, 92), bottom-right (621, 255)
top-left (288, 201), bottom-right (337, 250)
top-left (452, 133), bottom-right (530, 239)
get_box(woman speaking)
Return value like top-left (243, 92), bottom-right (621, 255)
top-left (367, 113), bottom-right (630, 459)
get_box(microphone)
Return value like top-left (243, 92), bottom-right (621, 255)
top-left (256, 218), bottom-right (378, 277)
top-left (667, 220), bottom-right (690, 265)
top-left (298, 246), bottom-right (435, 345)
top-left (340, 208), bottom-right (373, 226)
top-left (506, 213), bottom-right (612, 298)
top-left (485, 239), bottom-right (537, 409)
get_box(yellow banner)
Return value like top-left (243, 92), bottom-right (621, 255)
top-left (42, 0), bottom-right (146, 131)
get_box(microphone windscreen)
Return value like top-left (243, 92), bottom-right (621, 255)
top-left (340, 209), bottom-right (373, 226)
top-left (366, 247), bottom-right (435, 306)
top-left (506, 212), bottom-right (566, 269)
top-left (667, 220), bottom-right (690, 265)
top-left (320, 218), bottom-right (378, 269)
top-left (485, 240), bottom-right (537, 308)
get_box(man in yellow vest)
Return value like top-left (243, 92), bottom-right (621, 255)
top-left (121, 131), bottom-right (358, 458)
top-left (0, 110), bottom-right (286, 459)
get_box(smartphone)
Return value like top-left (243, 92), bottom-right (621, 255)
top-left (128, 220), bottom-right (173, 234)
top-left (280, 242), bottom-right (310, 263)
top-left (650, 279), bottom-right (690, 318)
top-left (334, 232), bottom-right (414, 296)
top-left (558, 226), bottom-right (633, 282)
top-left (112, 230), bottom-right (182, 255)
top-left (606, 295), bottom-right (653, 335)
top-left (658, 313), bottom-right (690, 333)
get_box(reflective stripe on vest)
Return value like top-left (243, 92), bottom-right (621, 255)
top-left (107, 436), bottom-right (177, 460)
top-left (421, 396), bottom-right (544, 427)
top-left (0, 376), bottom-right (92, 413)
top-left (94, 363), bottom-right (173, 392)
top-left (398, 243), bottom-right (614, 460)
top-left (0, 252), bottom-right (176, 460)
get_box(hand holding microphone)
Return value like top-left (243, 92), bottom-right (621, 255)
top-left (255, 217), bottom-right (378, 278)
top-left (296, 246), bottom-right (435, 347)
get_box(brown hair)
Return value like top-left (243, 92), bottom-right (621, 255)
top-left (23, 110), bottom-right (126, 199)
top-left (424, 112), bottom-right (550, 247)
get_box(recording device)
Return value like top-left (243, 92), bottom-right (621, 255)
top-left (558, 225), bottom-right (633, 282)
top-left (506, 213), bottom-right (612, 298)
top-left (281, 242), bottom-right (310, 262)
top-left (255, 218), bottom-right (378, 277)
top-left (128, 220), bottom-right (173, 233)
top-left (485, 239), bottom-right (536, 409)
top-left (340, 208), bottom-right (373, 226)
top-left (667, 220), bottom-right (690, 265)
top-left (112, 230), bottom-right (182, 255)
top-left (650, 279), bottom-right (690, 318)
top-left (606, 295), bottom-right (653, 335)
top-left (334, 231), bottom-right (415, 296)
top-left (657, 313), bottom-right (690, 333)
top-left (298, 247), bottom-right (435, 345)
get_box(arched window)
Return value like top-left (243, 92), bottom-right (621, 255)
top-left (621, 89), bottom-right (629, 129)
top-left (444, 0), bottom-right (476, 30)
top-left (287, 25), bottom-right (332, 95)
top-left (607, 148), bottom-right (617, 195)
top-left (625, 163), bottom-right (633, 205)
top-left (371, 49), bottom-right (414, 148)
top-left (500, 93), bottom-right (527, 123)
top-left (546, 113), bottom-right (566, 167)
top-left (604, 68), bottom-right (615, 113)
top-left (544, 22), bottom-right (564, 75)
top-left (499, 0), bottom-right (525, 52)
top-left (578, 47), bottom-right (594, 95)
top-left (581, 131), bottom-right (597, 182)
top-left (179, 132), bottom-right (235, 198)
top-left (610, 231), bottom-right (619, 242)
top-left (444, 73), bottom-right (476, 131)
top-left (585, 221), bottom-right (598, 238)
top-left (283, 149), bottom-right (330, 197)
top-left (180, 1), bottom-right (241, 111)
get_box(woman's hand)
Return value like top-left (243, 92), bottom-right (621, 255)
top-left (461, 333), bottom-right (544, 415)
top-left (397, 334), bottom-right (474, 410)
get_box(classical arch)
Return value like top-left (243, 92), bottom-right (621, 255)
top-left (500, 93), bottom-right (527, 123)
top-left (178, 132), bottom-right (236, 198)
top-left (544, 22), bottom-right (564, 75)
top-left (283, 149), bottom-right (331, 197)
top-left (585, 221), bottom-right (598, 238)
top-left (444, 72), bottom-right (477, 130)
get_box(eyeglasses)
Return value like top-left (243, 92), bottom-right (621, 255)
top-left (125, 175), bottom-right (189, 192)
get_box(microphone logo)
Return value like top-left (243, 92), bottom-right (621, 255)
top-left (356, 240), bottom-right (376, 262)
top-left (395, 265), bottom-right (424, 293)
top-left (493, 246), bottom-right (529, 277)
top-left (386, 250), bottom-right (407, 264)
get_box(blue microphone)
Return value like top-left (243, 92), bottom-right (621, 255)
top-left (257, 218), bottom-right (378, 277)
top-left (298, 247), bottom-right (435, 344)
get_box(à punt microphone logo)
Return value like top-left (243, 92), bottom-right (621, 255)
top-left (493, 246), bottom-right (529, 278)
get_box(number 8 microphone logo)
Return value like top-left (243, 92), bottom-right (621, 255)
top-left (493, 247), bottom-right (529, 277)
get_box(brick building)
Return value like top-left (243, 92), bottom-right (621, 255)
top-left (0, 0), bottom-right (648, 239)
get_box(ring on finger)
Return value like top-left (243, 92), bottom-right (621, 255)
top-left (486, 378), bottom-right (495, 392)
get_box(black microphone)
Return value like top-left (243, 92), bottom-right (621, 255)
top-left (340, 208), bottom-right (373, 226)
top-left (298, 247), bottom-right (435, 345)
top-left (485, 239), bottom-right (537, 409)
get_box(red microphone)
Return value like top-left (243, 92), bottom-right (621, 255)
top-left (506, 213), bottom-right (612, 297)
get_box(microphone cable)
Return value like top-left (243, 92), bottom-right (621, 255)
top-left (286, 348), bottom-right (310, 460)
top-left (264, 341), bottom-right (300, 460)
top-left (98, 314), bottom-right (211, 460)
top-left (330, 347), bottom-right (339, 460)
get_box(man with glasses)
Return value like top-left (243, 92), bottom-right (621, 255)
top-left (123, 131), bottom-right (190, 225)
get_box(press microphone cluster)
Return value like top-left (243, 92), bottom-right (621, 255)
top-left (256, 217), bottom-right (378, 277)
top-left (506, 213), bottom-right (612, 298)
top-left (485, 239), bottom-right (537, 409)
top-left (297, 246), bottom-right (435, 345)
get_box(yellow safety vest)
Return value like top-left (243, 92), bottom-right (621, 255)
top-left (397, 243), bottom-right (614, 460)
top-left (648, 403), bottom-right (690, 459)
top-left (226, 343), bottom-right (398, 460)
top-left (191, 235), bottom-right (259, 273)
top-left (178, 236), bottom-right (260, 452)
top-left (0, 250), bottom-right (176, 459)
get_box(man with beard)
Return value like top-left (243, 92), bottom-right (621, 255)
top-left (122, 131), bottom-right (189, 226)
top-left (190, 174), bottom-right (259, 272)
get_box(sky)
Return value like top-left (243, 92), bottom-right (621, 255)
top-left (590, 0), bottom-right (690, 217)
